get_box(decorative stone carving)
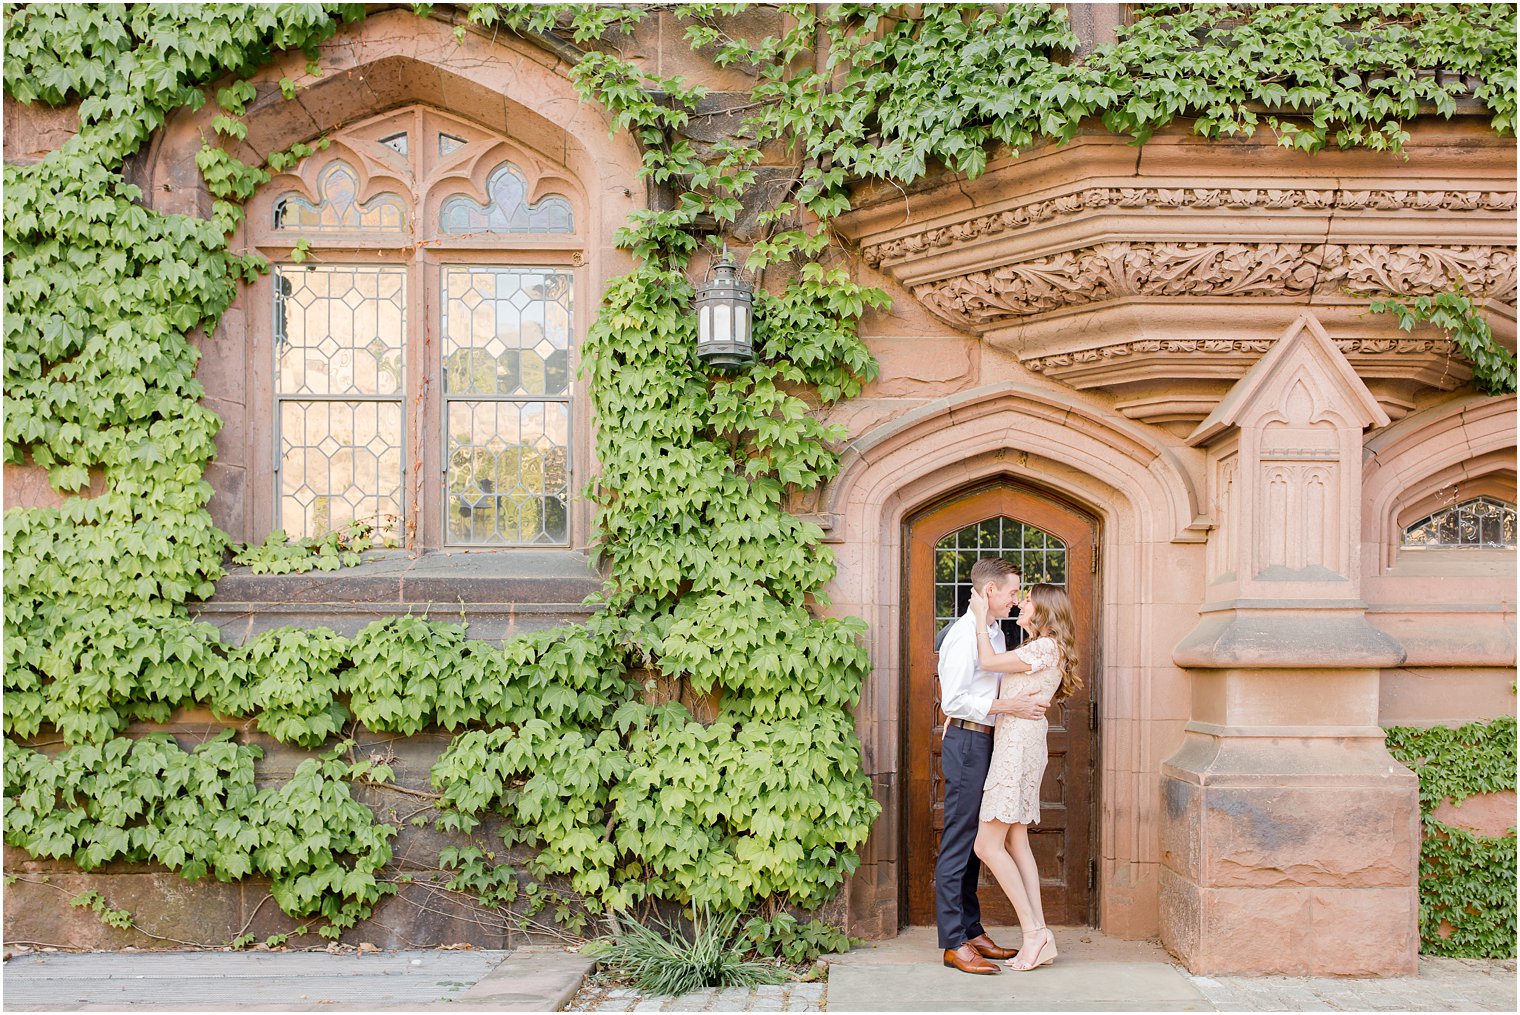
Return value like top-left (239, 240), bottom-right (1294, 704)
top-left (1164, 313), bottom-right (1415, 977)
top-left (1188, 312), bottom-right (1389, 598)
top-left (837, 128), bottom-right (1517, 428)
top-left (1025, 336), bottom-right (1457, 375)
top-left (862, 187), bottom-right (1518, 267)
top-left (913, 242), bottom-right (1517, 331)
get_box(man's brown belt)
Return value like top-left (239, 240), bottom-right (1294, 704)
top-left (947, 717), bottom-right (994, 735)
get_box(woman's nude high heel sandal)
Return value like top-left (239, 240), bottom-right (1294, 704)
top-left (1006, 927), bottom-right (1057, 971)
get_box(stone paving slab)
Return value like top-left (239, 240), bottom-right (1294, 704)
top-left (828, 959), bottom-right (1212, 1011)
top-left (1186, 957), bottom-right (1519, 1013)
top-left (566, 982), bottom-right (824, 1012)
top-left (0, 947), bottom-right (593, 1011)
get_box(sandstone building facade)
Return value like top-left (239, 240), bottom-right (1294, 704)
top-left (5, 6), bottom-right (1515, 976)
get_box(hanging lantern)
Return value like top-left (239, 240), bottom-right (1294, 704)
top-left (694, 250), bottom-right (754, 370)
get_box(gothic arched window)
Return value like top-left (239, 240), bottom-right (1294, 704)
top-left (252, 106), bottom-right (584, 549)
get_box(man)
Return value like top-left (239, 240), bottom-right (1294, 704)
top-left (935, 556), bottom-right (1048, 975)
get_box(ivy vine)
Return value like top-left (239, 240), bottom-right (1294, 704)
top-left (1386, 716), bottom-right (1517, 959)
top-left (3, 1), bottom-right (1516, 949)
top-left (1371, 287), bottom-right (1519, 395)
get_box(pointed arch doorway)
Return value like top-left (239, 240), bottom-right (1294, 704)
top-left (903, 481), bottom-right (1100, 927)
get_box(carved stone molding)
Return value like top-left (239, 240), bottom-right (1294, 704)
top-left (913, 242), bottom-right (1517, 331)
top-left (1024, 336), bottom-right (1460, 376)
top-left (862, 187), bottom-right (1518, 267)
top-left (836, 126), bottom-right (1516, 427)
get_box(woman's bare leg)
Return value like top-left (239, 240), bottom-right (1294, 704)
top-left (1002, 823), bottom-right (1057, 969)
top-left (973, 820), bottom-right (1038, 932)
top-left (1006, 824), bottom-right (1046, 930)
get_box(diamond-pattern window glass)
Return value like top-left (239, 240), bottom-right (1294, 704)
top-left (273, 161), bottom-right (406, 233)
top-left (446, 401), bottom-right (570, 546)
top-left (275, 265), bottom-right (405, 544)
top-left (441, 268), bottom-right (572, 396)
top-left (275, 266), bottom-right (405, 397)
top-left (279, 400), bottom-right (404, 545)
top-left (1403, 497), bottom-right (1517, 548)
top-left (439, 162), bottom-right (574, 235)
top-left (933, 516), bottom-right (1067, 648)
top-left (441, 265), bottom-right (573, 546)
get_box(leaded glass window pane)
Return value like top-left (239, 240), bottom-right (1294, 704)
top-left (446, 402), bottom-right (570, 546)
top-left (275, 265), bottom-right (405, 543)
top-left (279, 401), bottom-right (404, 543)
top-left (1402, 497), bottom-right (1517, 548)
top-left (272, 161), bottom-right (407, 233)
top-left (441, 266), bottom-right (573, 546)
top-left (275, 266), bottom-right (405, 396)
top-left (439, 162), bottom-right (574, 235)
top-left (442, 268), bottom-right (572, 396)
top-left (934, 516), bottom-right (1068, 647)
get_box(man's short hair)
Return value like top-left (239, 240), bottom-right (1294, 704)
top-left (969, 556), bottom-right (1021, 589)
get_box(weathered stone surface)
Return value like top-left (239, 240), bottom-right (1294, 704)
top-left (236, 878), bottom-right (520, 950)
top-left (3, 94), bottom-right (79, 164)
top-left (863, 336), bottom-right (976, 396)
top-left (1163, 874), bottom-right (1420, 976)
top-left (204, 550), bottom-right (603, 605)
top-left (3, 464), bottom-right (107, 509)
top-left (1430, 791), bottom-right (1518, 838)
top-left (3, 871), bottom-right (243, 950)
top-left (1203, 785), bottom-right (1420, 888)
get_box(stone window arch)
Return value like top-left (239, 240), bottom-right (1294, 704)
top-left (246, 105), bottom-right (587, 549)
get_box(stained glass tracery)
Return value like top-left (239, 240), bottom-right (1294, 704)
top-left (1402, 497), bottom-right (1517, 549)
top-left (272, 161), bottom-right (406, 233)
top-left (440, 162), bottom-right (574, 235)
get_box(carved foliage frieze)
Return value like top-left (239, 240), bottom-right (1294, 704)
top-left (1023, 336), bottom-right (1460, 376)
top-left (861, 186), bottom-right (1518, 266)
top-left (913, 242), bottom-right (1517, 331)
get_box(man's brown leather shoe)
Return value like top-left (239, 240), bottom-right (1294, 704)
top-left (969, 933), bottom-right (1018, 960)
top-left (943, 947), bottom-right (1000, 974)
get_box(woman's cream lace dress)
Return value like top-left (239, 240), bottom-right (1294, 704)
top-left (979, 636), bottom-right (1062, 825)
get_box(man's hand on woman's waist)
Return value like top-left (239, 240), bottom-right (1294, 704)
top-left (987, 686), bottom-right (1048, 720)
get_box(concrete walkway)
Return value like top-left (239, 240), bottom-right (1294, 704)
top-left (824, 928), bottom-right (1518, 1013)
top-left (1, 946), bottom-right (594, 1012)
top-left (827, 927), bottom-right (1211, 1011)
top-left (4, 932), bottom-right (1515, 1012)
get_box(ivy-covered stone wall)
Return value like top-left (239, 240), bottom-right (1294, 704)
top-left (3, 2), bottom-right (1516, 957)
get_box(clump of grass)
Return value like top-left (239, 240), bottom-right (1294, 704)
top-left (587, 907), bottom-right (788, 995)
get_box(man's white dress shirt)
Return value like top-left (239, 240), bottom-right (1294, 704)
top-left (937, 612), bottom-right (1007, 726)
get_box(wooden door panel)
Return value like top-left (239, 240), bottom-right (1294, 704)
top-left (904, 483), bottom-right (1098, 928)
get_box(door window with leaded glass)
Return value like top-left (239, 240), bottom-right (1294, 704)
top-left (934, 515), bottom-right (1069, 648)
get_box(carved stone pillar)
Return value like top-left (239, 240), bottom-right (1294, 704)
top-left (1162, 313), bottom-right (1420, 975)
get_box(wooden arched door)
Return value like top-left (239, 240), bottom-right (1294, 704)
top-left (904, 482), bottom-right (1099, 927)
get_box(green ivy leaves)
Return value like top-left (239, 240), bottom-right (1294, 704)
top-left (1386, 716), bottom-right (1517, 958)
top-left (1371, 288), bottom-right (1518, 395)
top-left (6, 0), bottom-right (1516, 950)
top-left (2, 735), bottom-right (395, 938)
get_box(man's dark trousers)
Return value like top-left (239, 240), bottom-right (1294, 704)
top-left (936, 722), bottom-right (993, 949)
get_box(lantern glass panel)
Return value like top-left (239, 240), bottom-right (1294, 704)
top-left (713, 303), bottom-right (733, 343)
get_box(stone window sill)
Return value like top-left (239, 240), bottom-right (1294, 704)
top-left (190, 550), bottom-right (605, 643)
top-left (201, 549), bottom-right (604, 606)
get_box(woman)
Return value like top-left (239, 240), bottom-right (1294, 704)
top-left (966, 583), bottom-right (1081, 971)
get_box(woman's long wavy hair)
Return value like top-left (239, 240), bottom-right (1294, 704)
top-left (1024, 583), bottom-right (1081, 701)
